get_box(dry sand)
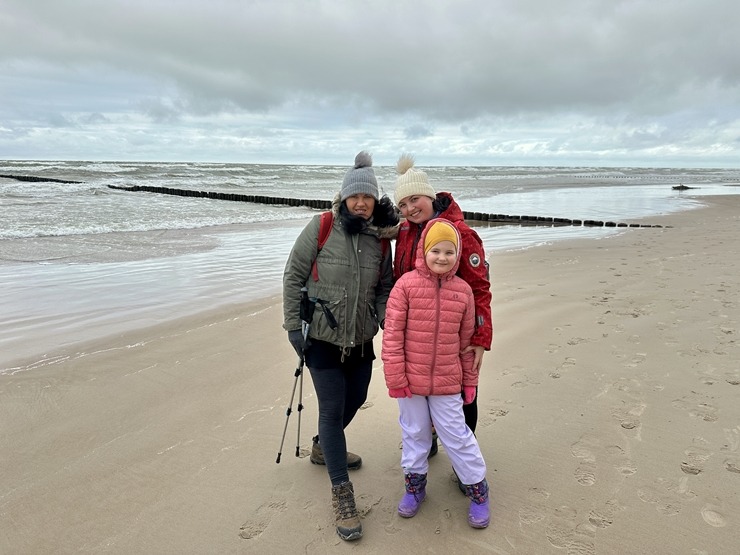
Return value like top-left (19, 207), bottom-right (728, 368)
top-left (1, 195), bottom-right (738, 554)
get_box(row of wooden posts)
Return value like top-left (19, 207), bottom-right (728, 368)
top-left (107, 184), bottom-right (665, 228)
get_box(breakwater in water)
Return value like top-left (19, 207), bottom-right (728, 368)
top-left (0, 173), bottom-right (83, 184)
top-left (108, 184), bottom-right (665, 228)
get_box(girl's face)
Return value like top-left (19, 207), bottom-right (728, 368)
top-left (397, 195), bottom-right (435, 225)
top-left (345, 194), bottom-right (376, 220)
top-left (425, 240), bottom-right (457, 275)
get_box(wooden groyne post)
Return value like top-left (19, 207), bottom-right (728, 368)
top-left (108, 184), bottom-right (666, 228)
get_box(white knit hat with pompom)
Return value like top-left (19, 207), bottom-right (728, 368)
top-left (393, 154), bottom-right (436, 205)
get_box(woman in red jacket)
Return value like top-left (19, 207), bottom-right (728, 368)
top-left (382, 219), bottom-right (490, 529)
top-left (392, 154), bottom-right (493, 445)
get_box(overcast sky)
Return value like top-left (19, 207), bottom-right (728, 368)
top-left (2, 0), bottom-right (740, 166)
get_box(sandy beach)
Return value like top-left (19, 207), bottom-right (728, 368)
top-left (1, 195), bottom-right (738, 554)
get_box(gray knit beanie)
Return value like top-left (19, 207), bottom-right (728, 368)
top-left (340, 151), bottom-right (379, 201)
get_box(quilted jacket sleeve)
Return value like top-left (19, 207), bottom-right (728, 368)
top-left (460, 287), bottom-right (478, 387)
top-left (381, 278), bottom-right (410, 391)
top-left (456, 223), bottom-right (493, 350)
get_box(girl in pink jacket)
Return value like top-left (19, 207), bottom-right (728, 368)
top-left (382, 219), bottom-right (490, 529)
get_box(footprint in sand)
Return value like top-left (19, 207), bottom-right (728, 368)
top-left (518, 487), bottom-right (550, 526)
top-left (724, 370), bottom-right (740, 386)
top-left (545, 506), bottom-right (596, 555)
top-left (239, 499), bottom-right (288, 540)
top-left (605, 444), bottom-right (637, 477)
top-left (680, 437), bottom-right (712, 475)
top-left (637, 476), bottom-right (695, 516)
top-left (477, 400), bottom-right (511, 428)
top-left (520, 487), bottom-right (616, 552)
top-left (501, 364), bottom-right (525, 377)
top-left (701, 501), bottom-right (727, 528)
top-left (720, 426), bottom-right (740, 473)
top-left (676, 344), bottom-right (712, 358)
top-left (566, 337), bottom-right (591, 346)
top-left (721, 425), bottom-right (740, 451)
top-left (671, 391), bottom-right (719, 422)
top-left (354, 491), bottom-right (382, 518)
top-left (549, 357), bottom-right (576, 379)
top-left (589, 293), bottom-right (613, 307)
top-left (511, 375), bottom-right (540, 389)
top-left (723, 458), bottom-right (740, 474)
top-left (571, 435), bottom-right (599, 486)
top-left (611, 399), bottom-right (646, 437)
top-left (623, 352), bottom-right (648, 368)
top-left (610, 377), bottom-right (646, 437)
top-left (588, 499), bottom-right (624, 529)
top-left (698, 364), bottom-right (722, 385)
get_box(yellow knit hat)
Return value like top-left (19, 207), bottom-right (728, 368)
top-left (424, 221), bottom-right (458, 254)
top-left (394, 153), bottom-right (436, 205)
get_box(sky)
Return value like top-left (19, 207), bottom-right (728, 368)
top-left (2, 0), bottom-right (740, 167)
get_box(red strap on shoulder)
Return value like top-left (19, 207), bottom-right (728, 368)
top-left (380, 238), bottom-right (389, 259)
top-left (311, 213), bottom-right (389, 282)
top-left (311, 212), bottom-right (333, 281)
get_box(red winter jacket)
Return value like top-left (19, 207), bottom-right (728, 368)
top-left (393, 192), bottom-right (493, 350)
top-left (382, 219), bottom-right (477, 396)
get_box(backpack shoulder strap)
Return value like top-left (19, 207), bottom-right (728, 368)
top-left (311, 211), bottom-right (334, 281)
top-left (380, 237), bottom-right (390, 258)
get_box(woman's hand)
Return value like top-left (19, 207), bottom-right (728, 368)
top-left (462, 344), bottom-right (485, 371)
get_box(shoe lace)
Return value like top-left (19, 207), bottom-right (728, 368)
top-left (334, 486), bottom-right (357, 519)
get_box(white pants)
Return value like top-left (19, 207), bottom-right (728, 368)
top-left (397, 394), bottom-right (486, 486)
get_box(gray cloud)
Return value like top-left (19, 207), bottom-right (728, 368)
top-left (1, 0), bottom-right (740, 165)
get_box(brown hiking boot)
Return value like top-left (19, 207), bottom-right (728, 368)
top-left (310, 436), bottom-right (362, 469)
top-left (331, 481), bottom-right (362, 541)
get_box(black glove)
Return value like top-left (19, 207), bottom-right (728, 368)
top-left (288, 329), bottom-right (305, 356)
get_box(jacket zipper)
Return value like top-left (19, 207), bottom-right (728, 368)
top-left (430, 277), bottom-right (442, 395)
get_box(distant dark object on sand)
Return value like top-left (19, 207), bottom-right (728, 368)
top-left (672, 184), bottom-right (695, 191)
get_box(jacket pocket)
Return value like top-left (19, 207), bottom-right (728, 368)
top-left (366, 301), bottom-right (380, 338)
top-left (312, 297), bottom-right (345, 343)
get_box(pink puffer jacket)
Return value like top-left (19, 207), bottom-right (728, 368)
top-left (382, 219), bottom-right (477, 396)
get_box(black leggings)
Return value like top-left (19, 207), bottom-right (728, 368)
top-left (306, 340), bottom-right (374, 485)
top-left (463, 391), bottom-right (478, 433)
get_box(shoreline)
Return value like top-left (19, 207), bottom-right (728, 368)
top-left (1, 195), bottom-right (738, 553)
top-left (0, 194), bottom-right (705, 374)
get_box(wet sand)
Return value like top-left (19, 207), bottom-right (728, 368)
top-left (1, 195), bottom-right (738, 553)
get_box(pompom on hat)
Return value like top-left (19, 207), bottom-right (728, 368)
top-left (393, 153), bottom-right (436, 205)
top-left (424, 220), bottom-right (459, 255)
top-left (340, 151), bottom-right (379, 201)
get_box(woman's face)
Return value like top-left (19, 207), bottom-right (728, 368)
top-left (397, 195), bottom-right (435, 225)
top-left (345, 194), bottom-right (376, 220)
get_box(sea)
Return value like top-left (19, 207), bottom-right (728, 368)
top-left (2, 160), bottom-right (739, 373)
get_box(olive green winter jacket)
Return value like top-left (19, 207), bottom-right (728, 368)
top-left (282, 199), bottom-right (395, 353)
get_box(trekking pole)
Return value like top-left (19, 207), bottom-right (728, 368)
top-left (294, 322), bottom-right (307, 458)
top-left (276, 345), bottom-right (305, 463)
top-left (276, 288), bottom-right (314, 464)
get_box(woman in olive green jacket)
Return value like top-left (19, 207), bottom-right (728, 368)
top-left (282, 151), bottom-right (398, 541)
